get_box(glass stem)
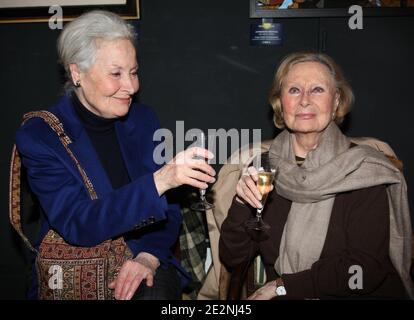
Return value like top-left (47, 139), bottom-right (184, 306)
top-left (200, 188), bottom-right (206, 200)
top-left (256, 208), bottom-right (263, 220)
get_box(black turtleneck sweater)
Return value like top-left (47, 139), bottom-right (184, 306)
top-left (72, 94), bottom-right (131, 189)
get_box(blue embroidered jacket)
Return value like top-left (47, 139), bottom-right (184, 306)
top-left (15, 94), bottom-right (189, 296)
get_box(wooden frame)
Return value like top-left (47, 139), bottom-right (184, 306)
top-left (0, 0), bottom-right (140, 23)
top-left (250, 0), bottom-right (414, 18)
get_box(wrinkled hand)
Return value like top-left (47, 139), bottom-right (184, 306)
top-left (108, 252), bottom-right (160, 300)
top-left (236, 166), bottom-right (273, 208)
top-left (154, 147), bottom-right (216, 196)
top-left (247, 280), bottom-right (277, 300)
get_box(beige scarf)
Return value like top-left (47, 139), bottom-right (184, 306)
top-left (269, 122), bottom-right (414, 298)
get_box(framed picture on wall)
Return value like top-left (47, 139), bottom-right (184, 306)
top-left (0, 0), bottom-right (140, 23)
top-left (250, 0), bottom-right (414, 18)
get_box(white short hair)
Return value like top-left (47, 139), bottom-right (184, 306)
top-left (57, 10), bottom-right (137, 91)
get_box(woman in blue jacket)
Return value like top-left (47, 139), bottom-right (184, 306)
top-left (15, 10), bottom-right (215, 300)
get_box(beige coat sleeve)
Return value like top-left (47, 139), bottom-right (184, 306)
top-left (197, 142), bottom-right (271, 300)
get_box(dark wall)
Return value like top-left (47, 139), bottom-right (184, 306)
top-left (1, 0), bottom-right (413, 299)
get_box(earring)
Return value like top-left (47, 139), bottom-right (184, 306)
top-left (75, 80), bottom-right (81, 87)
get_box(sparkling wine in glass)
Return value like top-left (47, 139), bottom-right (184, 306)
top-left (244, 155), bottom-right (276, 241)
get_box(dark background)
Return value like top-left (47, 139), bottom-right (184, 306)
top-left (1, 0), bottom-right (413, 299)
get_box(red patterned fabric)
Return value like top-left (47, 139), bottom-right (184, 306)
top-left (10, 111), bottom-right (133, 300)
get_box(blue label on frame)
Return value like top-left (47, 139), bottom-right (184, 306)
top-left (250, 21), bottom-right (283, 46)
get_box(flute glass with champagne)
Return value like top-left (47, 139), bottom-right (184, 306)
top-left (190, 131), bottom-right (215, 211)
top-left (244, 154), bottom-right (276, 241)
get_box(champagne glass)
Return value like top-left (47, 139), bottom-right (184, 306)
top-left (190, 131), bottom-right (215, 211)
top-left (244, 154), bottom-right (276, 241)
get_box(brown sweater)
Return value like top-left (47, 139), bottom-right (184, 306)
top-left (219, 185), bottom-right (407, 299)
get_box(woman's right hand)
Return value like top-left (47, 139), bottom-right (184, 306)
top-left (236, 166), bottom-right (267, 208)
top-left (153, 147), bottom-right (216, 196)
top-left (108, 252), bottom-right (159, 300)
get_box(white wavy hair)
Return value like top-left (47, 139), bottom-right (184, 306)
top-left (57, 10), bottom-right (137, 91)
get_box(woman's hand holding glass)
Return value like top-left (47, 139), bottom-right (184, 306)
top-left (237, 155), bottom-right (277, 241)
top-left (236, 166), bottom-right (274, 209)
top-left (153, 147), bottom-right (216, 196)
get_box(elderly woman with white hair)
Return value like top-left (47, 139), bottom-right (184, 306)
top-left (14, 10), bottom-right (215, 300)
